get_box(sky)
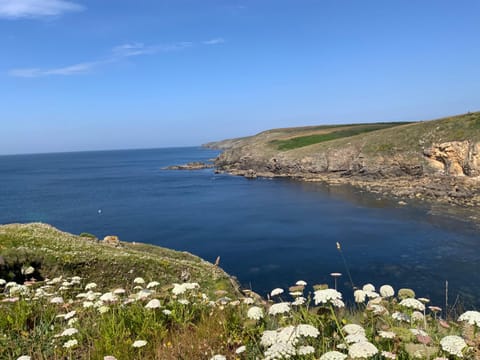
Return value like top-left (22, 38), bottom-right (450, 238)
top-left (1, 0), bottom-right (480, 155)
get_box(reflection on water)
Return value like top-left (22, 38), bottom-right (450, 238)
top-left (0, 147), bottom-right (479, 308)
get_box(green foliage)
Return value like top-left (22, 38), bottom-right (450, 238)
top-left (271, 123), bottom-right (409, 151)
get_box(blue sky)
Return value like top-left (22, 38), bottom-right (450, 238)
top-left (1, 0), bottom-right (479, 154)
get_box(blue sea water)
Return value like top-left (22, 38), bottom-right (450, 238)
top-left (0, 147), bottom-right (479, 307)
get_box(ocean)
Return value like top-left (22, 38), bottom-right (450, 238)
top-left (1, 147), bottom-right (478, 307)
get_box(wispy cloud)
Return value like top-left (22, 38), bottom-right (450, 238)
top-left (203, 38), bottom-right (225, 46)
top-left (9, 40), bottom-right (224, 78)
top-left (0, 0), bottom-right (84, 19)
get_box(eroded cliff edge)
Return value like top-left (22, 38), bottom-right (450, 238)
top-left (207, 112), bottom-right (480, 219)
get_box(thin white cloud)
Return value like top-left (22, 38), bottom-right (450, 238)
top-left (9, 40), bottom-right (221, 78)
top-left (0, 0), bottom-right (84, 19)
top-left (203, 38), bottom-right (225, 45)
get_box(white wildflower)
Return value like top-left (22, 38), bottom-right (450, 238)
top-left (178, 299), bottom-right (189, 305)
top-left (295, 324), bottom-right (319, 338)
top-left (348, 341), bottom-right (378, 359)
top-left (264, 342), bottom-right (296, 360)
top-left (261, 330), bottom-right (279, 347)
top-left (64, 311), bottom-right (76, 320)
top-left (145, 299), bottom-right (161, 309)
top-left (146, 281), bottom-right (160, 288)
top-left (132, 340), bottom-right (147, 348)
top-left (21, 266), bottom-right (35, 275)
top-left (63, 339), bottom-right (78, 348)
top-left (0, 279), bottom-right (6, 285)
top-left (298, 345), bottom-right (315, 355)
top-left (289, 291), bottom-right (303, 297)
top-left (345, 334), bottom-right (369, 344)
top-left (113, 288), bottom-right (126, 295)
top-left (247, 306), bottom-right (264, 320)
top-left (343, 324), bottom-right (365, 335)
top-left (162, 309), bottom-right (172, 315)
top-left (458, 311), bottom-right (480, 327)
top-left (411, 311), bottom-right (424, 322)
top-left (362, 283), bottom-right (375, 292)
top-left (365, 291), bottom-right (379, 298)
top-left (243, 297), bottom-right (254, 305)
top-left (314, 288), bottom-right (342, 305)
top-left (332, 298), bottom-right (345, 308)
top-left (368, 304), bottom-right (388, 315)
top-left (85, 282), bottom-right (97, 290)
top-left (399, 298), bottom-right (425, 311)
top-left (440, 335), bottom-right (467, 357)
top-left (410, 328), bottom-right (428, 337)
top-left (136, 289), bottom-right (153, 300)
top-left (379, 331), bottom-right (396, 339)
top-left (47, 277), bottom-right (62, 285)
top-left (16, 356), bottom-right (31, 360)
top-left (292, 296), bottom-right (306, 306)
top-left (379, 285), bottom-right (395, 298)
top-left (392, 311), bottom-right (410, 322)
top-left (50, 297), bottom-right (64, 304)
top-left (268, 302), bottom-right (291, 315)
top-left (98, 306), bottom-right (109, 314)
top-left (296, 280), bottom-right (307, 286)
top-left (320, 351), bottom-right (348, 360)
top-left (60, 328), bottom-right (78, 337)
top-left (235, 345), bottom-right (246, 354)
top-left (172, 283), bottom-right (187, 295)
top-left (382, 351), bottom-right (397, 359)
top-left (133, 277), bottom-right (145, 284)
top-left (270, 288), bottom-right (284, 297)
top-left (104, 357), bottom-right (117, 360)
top-left (67, 318), bottom-right (78, 326)
top-left (354, 289), bottom-right (367, 303)
top-left (99, 292), bottom-right (117, 302)
top-left (210, 356), bottom-right (226, 360)
top-left (83, 301), bottom-right (94, 308)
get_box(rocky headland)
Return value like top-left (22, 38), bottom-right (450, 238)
top-left (206, 112), bottom-right (480, 222)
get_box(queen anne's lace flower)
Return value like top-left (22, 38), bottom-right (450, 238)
top-left (362, 284), bottom-right (375, 292)
top-left (354, 290), bottom-right (366, 303)
top-left (146, 281), bottom-right (160, 289)
top-left (399, 298), bottom-right (425, 311)
top-left (382, 351), bottom-right (397, 359)
top-left (345, 334), bottom-right (368, 344)
top-left (440, 335), bottom-right (467, 357)
top-left (320, 351), bottom-right (348, 360)
top-left (379, 331), bottom-right (396, 339)
top-left (235, 345), bottom-right (246, 354)
top-left (85, 282), bottom-right (97, 290)
top-left (145, 299), bottom-right (161, 309)
top-left (297, 345), bottom-right (315, 355)
top-left (133, 277), bottom-right (145, 284)
top-left (247, 306), bottom-right (264, 320)
top-left (268, 302), bottom-right (291, 315)
top-left (343, 324), bottom-right (365, 335)
top-left (295, 324), bottom-right (319, 338)
top-left (271, 288), bottom-right (284, 297)
top-left (63, 339), bottom-right (78, 348)
top-left (314, 289), bottom-right (342, 305)
top-left (410, 328), bottom-right (428, 337)
top-left (264, 342), bottom-right (296, 360)
top-left (60, 328), bottom-right (78, 337)
top-left (380, 285), bottom-right (395, 297)
top-left (411, 311), bottom-right (424, 321)
top-left (348, 342), bottom-right (378, 359)
top-left (392, 312), bottom-right (410, 322)
top-left (296, 280), bottom-right (307, 286)
top-left (99, 292), bottom-right (117, 302)
top-left (210, 355), bottom-right (226, 360)
top-left (292, 296), bottom-right (306, 306)
top-left (132, 340), bottom-right (147, 348)
top-left (458, 311), bottom-right (480, 327)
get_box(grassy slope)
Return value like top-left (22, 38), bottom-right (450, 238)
top-left (0, 223), bottom-right (238, 297)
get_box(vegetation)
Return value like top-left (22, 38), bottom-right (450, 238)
top-left (1, 224), bottom-right (480, 359)
top-left (270, 123), bottom-right (409, 151)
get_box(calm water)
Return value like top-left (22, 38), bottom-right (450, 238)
top-left (1, 147), bottom-right (478, 307)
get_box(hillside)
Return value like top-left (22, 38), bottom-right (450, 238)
top-left (211, 112), bottom-right (480, 210)
top-left (0, 223), bottom-right (239, 297)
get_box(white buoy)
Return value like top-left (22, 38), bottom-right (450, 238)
top-left (98, 209), bottom-right (102, 214)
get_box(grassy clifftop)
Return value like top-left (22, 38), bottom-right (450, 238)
top-left (0, 223), bottom-right (238, 297)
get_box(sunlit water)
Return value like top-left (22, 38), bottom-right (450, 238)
top-left (1, 147), bottom-right (478, 307)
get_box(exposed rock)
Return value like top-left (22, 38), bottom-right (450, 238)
top-left (424, 141), bottom-right (480, 176)
top-left (164, 162), bottom-right (214, 170)
top-left (102, 235), bottom-right (120, 247)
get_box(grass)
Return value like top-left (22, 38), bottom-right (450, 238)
top-left (1, 224), bottom-right (480, 359)
top-left (270, 123), bottom-right (410, 151)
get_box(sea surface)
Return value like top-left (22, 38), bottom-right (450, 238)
top-left (1, 147), bottom-right (479, 308)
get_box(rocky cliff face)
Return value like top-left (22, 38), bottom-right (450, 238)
top-left (212, 113), bottom-right (480, 208)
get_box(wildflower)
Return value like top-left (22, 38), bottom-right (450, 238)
top-left (133, 277), bottom-right (145, 284)
top-left (296, 280), bottom-right (307, 286)
top-left (136, 289), bottom-right (153, 300)
top-left (113, 288), bottom-right (126, 295)
top-left (392, 312), bottom-right (410, 322)
top-left (399, 298), bottom-right (425, 311)
top-left (418, 297), bottom-right (430, 303)
top-left (247, 306), bottom-right (264, 320)
top-left (243, 297), bottom-right (254, 305)
top-left (236, 345), bottom-right (246, 354)
top-left (178, 299), bottom-right (189, 305)
top-left (210, 355), bottom-right (226, 360)
top-left (67, 318), bottom-right (78, 326)
top-left (362, 283), bottom-right (375, 292)
top-left (47, 277), bottom-right (62, 285)
top-left (332, 298), bottom-right (345, 308)
top-left (60, 328), bottom-right (78, 337)
top-left (292, 296), bottom-right (306, 306)
top-left (21, 266), bottom-right (35, 275)
top-left (354, 289), bottom-right (366, 303)
top-left (146, 281), bottom-right (160, 288)
top-left (314, 288), bottom-right (342, 305)
top-left (268, 302), bottom-right (291, 315)
top-left (295, 324), bottom-right (320, 338)
top-left (348, 342), bottom-right (378, 359)
top-left (440, 335), bottom-right (467, 357)
top-left (16, 356), bottom-right (31, 360)
top-left (410, 328), bottom-right (428, 337)
top-left (458, 311), bottom-right (480, 327)
top-left (368, 304), bottom-right (387, 315)
top-left (382, 351), bottom-right (396, 359)
top-left (320, 351), bottom-right (348, 360)
top-left (132, 340), bottom-right (147, 348)
top-left (429, 305), bottom-right (442, 312)
top-left (379, 285), bottom-right (395, 297)
top-left (50, 297), bottom-right (64, 304)
top-left (162, 309), bottom-right (172, 315)
top-left (411, 311), bottom-right (424, 321)
top-left (99, 292), bottom-right (117, 302)
top-left (261, 330), bottom-right (279, 347)
top-left (0, 279), bottom-right (6, 285)
top-left (172, 283), bottom-right (187, 295)
top-left (98, 305), bottom-right (110, 314)
top-left (63, 339), bottom-right (78, 349)
top-left (345, 334), bottom-right (369, 344)
top-left (290, 291), bottom-right (303, 297)
top-left (298, 345), bottom-right (315, 355)
top-left (270, 288), bottom-right (284, 297)
top-left (264, 342), bottom-right (296, 360)
top-left (104, 357), bottom-right (117, 360)
top-left (145, 299), bottom-right (161, 309)
top-left (85, 282), bottom-right (97, 290)
top-left (64, 310), bottom-right (76, 320)
top-left (343, 324), bottom-right (365, 335)
top-left (365, 291), bottom-right (379, 298)
top-left (379, 331), bottom-right (396, 339)
top-left (83, 301), bottom-right (94, 308)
